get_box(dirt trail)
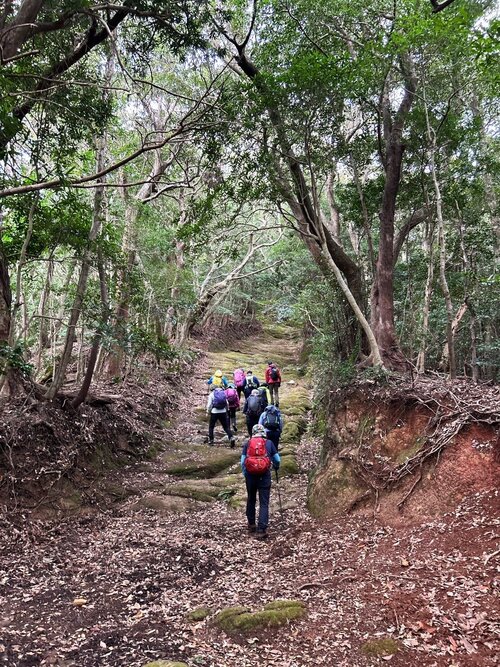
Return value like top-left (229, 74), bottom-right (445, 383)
top-left (1, 326), bottom-right (498, 667)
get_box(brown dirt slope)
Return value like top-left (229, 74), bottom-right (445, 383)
top-left (0, 326), bottom-right (498, 667)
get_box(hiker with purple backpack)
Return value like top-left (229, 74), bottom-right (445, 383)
top-left (225, 383), bottom-right (240, 432)
top-left (206, 385), bottom-right (236, 447)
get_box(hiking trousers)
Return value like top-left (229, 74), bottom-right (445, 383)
top-left (266, 429), bottom-right (281, 451)
top-left (228, 407), bottom-right (238, 430)
top-left (245, 475), bottom-right (271, 531)
top-left (208, 412), bottom-right (233, 442)
top-left (246, 414), bottom-right (260, 436)
top-left (269, 383), bottom-right (280, 406)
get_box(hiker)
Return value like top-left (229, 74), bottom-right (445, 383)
top-left (206, 385), bottom-right (236, 447)
top-left (241, 424), bottom-right (280, 539)
top-left (225, 383), bottom-right (240, 432)
top-left (242, 370), bottom-right (259, 399)
top-left (233, 368), bottom-right (246, 399)
top-left (265, 360), bottom-right (281, 406)
top-left (259, 404), bottom-right (283, 450)
top-left (207, 369), bottom-right (229, 389)
top-left (258, 382), bottom-right (272, 410)
top-left (243, 388), bottom-right (264, 436)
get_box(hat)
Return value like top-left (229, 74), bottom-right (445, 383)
top-left (251, 389), bottom-right (259, 396)
top-left (227, 383), bottom-right (235, 389)
top-left (215, 369), bottom-right (223, 377)
top-left (267, 360), bottom-right (272, 365)
top-left (246, 370), bottom-right (252, 374)
top-left (252, 424), bottom-right (267, 436)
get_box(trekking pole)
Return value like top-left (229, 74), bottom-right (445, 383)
top-left (275, 468), bottom-right (284, 518)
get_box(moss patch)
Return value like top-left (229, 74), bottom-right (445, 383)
top-left (361, 638), bottom-right (401, 657)
top-left (214, 600), bottom-right (306, 635)
top-left (163, 445), bottom-right (240, 479)
top-left (163, 485), bottom-right (217, 503)
top-left (394, 436), bottom-right (426, 464)
top-left (185, 606), bottom-right (212, 622)
top-left (280, 421), bottom-right (300, 444)
top-left (279, 455), bottom-right (300, 476)
top-left (134, 495), bottom-right (197, 513)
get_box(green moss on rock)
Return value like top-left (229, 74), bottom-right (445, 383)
top-left (361, 638), bottom-right (400, 657)
top-left (185, 606), bottom-right (212, 622)
top-left (279, 455), bottom-right (300, 476)
top-left (214, 600), bottom-right (306, 634)
top-left (163, 483), bottom-right (219, 503)
top-left (163, 447), bottom-right (240, 479)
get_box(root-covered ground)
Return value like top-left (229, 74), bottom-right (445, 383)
top-left (0, 326), bottom-right (498, 667)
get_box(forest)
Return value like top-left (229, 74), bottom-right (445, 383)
top-left (0, 1), bottom-right (499, 666)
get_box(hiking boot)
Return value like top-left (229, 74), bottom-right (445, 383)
top-left (247, 524), bottom-right (256, 533)
top-left (208, 440), bottom-right (214, 446)
top-left (255, 529), bottom-right (268, 540)
top-left (232, 424), bottom-right (238, 432)
top-left (230, 438), bottom-right (236, 449)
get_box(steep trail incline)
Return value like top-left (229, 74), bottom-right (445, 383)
top-left (0, 325), bottom-right (498, 667)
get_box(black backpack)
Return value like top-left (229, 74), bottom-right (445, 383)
top-left (270, 366), bottom-right (279, 381)
top-left (246, 395), bottom-right (262, 417)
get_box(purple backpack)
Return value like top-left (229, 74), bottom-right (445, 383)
top-left (226, 388), bottom-right (238, 407)
top-left (234, 368), bottom-right (245, 387)
top-left (212, 388), bottom-right (227, 409)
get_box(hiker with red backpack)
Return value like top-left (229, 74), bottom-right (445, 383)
top-left (241, 424), bottom-right (280, 539)
top-left (243, 388), bottom-right (264, 436)
top-left (206, 385), bottom-right (236, 447)
top-left (225, 383), bottom-right (240, 433)
top-left (265, 361), bottom-right (281, 406)
top-left (259, 404), bottom-right (283, 451)
top-left (233, 368), bottom-right (246, 399)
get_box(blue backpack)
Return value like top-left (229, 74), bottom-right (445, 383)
top-left (263, 406), bottom-right (281, 431)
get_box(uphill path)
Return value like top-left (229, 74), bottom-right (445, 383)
top-left (0, 324), bottom-right (498, 667)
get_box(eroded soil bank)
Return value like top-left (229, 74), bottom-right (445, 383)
top-left (0, 326), bottom-right (498, 667)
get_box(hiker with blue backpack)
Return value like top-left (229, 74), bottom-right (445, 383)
top-left (206, 385), bottom-right (236, 447)
top-left (233, 368), bottom-right (246, 399)
top-left (243, 388), bottom-right (264, 436)
top-left (225, 383), bottom-right (240, 433)
top-left (259, 404), bottom-right (283, 450)
top-left (241, 424), bottom-right (280, 540)
top-left (242, 370), bottom-right (259, 399)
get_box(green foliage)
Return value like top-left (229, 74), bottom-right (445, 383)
top-left (0, 343), bottom-right (34, 378)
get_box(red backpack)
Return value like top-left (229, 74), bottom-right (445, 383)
top-left (244, 436), bottom-right (271, 475)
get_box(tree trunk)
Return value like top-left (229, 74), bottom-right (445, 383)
top-left (46, 138), bottom-right (106, 400)
top-left (370, 137), bottom-right (407, 368)
top-left (416, 223), bottom-right (435, 373)
top-left (440, 302), bottom-right (467, 372)
top-left (9, 198), bottom-right (36, 345)
top-left (425, 104), bottom-right (455, 378)
top-left (71, 249), bottom-right (110, 408)
top-left (35, 256), bottom-right (54, 371)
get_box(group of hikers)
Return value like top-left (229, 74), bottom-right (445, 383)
top-left (205, 361), bottom-right (284, 539)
